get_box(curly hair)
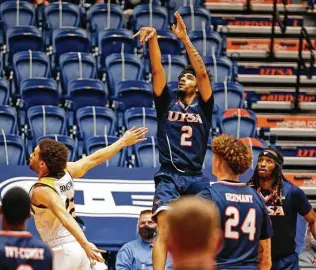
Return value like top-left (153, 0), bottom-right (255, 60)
top-left (212, 134), bottom-right (252, 175)
top-left (178, 64), bottom-right (213, 82)
top-left (247, 148), bottom-right (284, 205)
top-left (39, 139), bottom-right (68, 177)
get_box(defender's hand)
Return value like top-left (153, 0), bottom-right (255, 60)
top-left (121, 126), bottom-right (148, 147)
top-left (133, 27), bottom-right (157, 46)
top-left (171, 11), bottom-right (188, 41)
top-left (82, 242), bottom-right (106, 265)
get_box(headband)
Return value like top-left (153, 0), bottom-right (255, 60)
top-left (258, 149), bottom-right (284, 168)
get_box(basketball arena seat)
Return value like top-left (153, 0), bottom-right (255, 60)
top-left (0, 79), bottom-right (9, 105)
top-left (178, 6), bottom-right (212, 32)
top-left (203, 56), bottom-right (237, 83)
top-left (124, 107), bottom-right (157, 137)
top-left (0, 133), bottom-right (25, 165)
top-left (219, 108), bottom-right (257, 138)
top-left (133, 136), bottom-right (159, 168)
top-left (12, 51), bottom-right (51, 98)
top-left (85, 135), bottom-right (126, 167)
top-left (0, 105), bottom-right (17, 134)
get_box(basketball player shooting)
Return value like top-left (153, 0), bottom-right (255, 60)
top-left (29, 127), bottom-right (148, 270)
top-left (133, 12), bottom-right (213, 270)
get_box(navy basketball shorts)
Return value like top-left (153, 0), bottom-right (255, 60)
top-left (272, 252), bottom-right (299, 270)
top-left (152, 167), bottom-right (210, 221)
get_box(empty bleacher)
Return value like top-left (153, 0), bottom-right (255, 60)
top-left (0, 0), bottom-right (314, 187)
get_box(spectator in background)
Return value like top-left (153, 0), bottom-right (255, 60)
top-left (299, 227), bottom-right (316, 267)
top-left (166, 196), bottom-right (222, 270)
top-left (0, 187), bottom-right (53, 270)
top-left (116, 210), bottom-right (172, 270)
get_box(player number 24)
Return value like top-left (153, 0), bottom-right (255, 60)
top-left (181, 126), bottom-right (192, 146)
top-left (225, 206), bottom-right (256, 241)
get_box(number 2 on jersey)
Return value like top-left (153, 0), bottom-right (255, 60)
top-left (181, 126), bottom-right (192, 146)
top-left (225, 206), bottom-right (256, 241)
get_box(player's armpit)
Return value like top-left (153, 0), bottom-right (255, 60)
top-left (258, 239), bottom-right (271, 270)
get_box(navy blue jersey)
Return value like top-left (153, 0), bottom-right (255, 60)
top-left (0, 230), bottom-right (52, 270)
top-left (154, 85), bottom-right (213, 173)
top-left (257, 180), bottom-right (312, 260)
top-left (199, 180), bottom-right (273, 269)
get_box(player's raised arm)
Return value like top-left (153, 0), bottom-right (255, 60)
top-left (133, 27), bottom-right (166, 96)
top-left (171, 11), bottom-right (212, 102)
top-left (31, 186), bottom-right (106, 265)
top-left (67, 127), bottom-right (148, 178)
top-left (258, 239), bottom-right (272, 270)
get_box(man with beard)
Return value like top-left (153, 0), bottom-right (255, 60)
top-left (29, 127), bottom-right (148, 270)
top-left (133, 12), bottom-right (213, 270)
top-left (116, 210), bottom-right (172, 270)
top-left (248, 147), bottom-right (316, 270)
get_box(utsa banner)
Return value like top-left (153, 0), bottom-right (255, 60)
top-left (0, 166), bottom-right (253, 251)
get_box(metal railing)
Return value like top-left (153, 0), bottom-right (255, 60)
top-left (294, 27), bottom-right (315, 110)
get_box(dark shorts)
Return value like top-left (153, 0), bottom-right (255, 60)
top-left (152, 166), bottom-right (210, 220)
top-left (272, 252), bottom-right (299, 270)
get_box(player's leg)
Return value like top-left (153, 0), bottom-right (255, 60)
top-left (152, 171), bottom-right (180, 270)
top-left (153, 211), bottom-right (169, 270)
top-left (51, 242), bottom-right (84, 270)
top-left (273, 253), bottom-right (299, 270)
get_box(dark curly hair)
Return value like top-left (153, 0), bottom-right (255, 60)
top-left (212, 134), bottom-right (252, 175)
top-left (39, 139), bottom-right (68, 177)
top-left (178, 64), bottom-right (212, 82)
top-left (247, 147), bottom-right (284, 205)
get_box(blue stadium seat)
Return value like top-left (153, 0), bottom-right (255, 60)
top-left (133, 136), bottom-right (159, 168)
top-left (116, 80), bottom-right (153, 111)
top-left (212, 82), bottom-right (244, 111)
top-left (76, 106), bottom-right (116, 140)
top-left (188, 30), bottom-right (222, 57)
top-left (168, 0), bottom-right (203, 11)
top-left (85, 135), bottom-right (126, 167)
top-left (59, 52), bottom-right (97, 95)
top-left (43, 2), bottom-right (81, 45)
top-left (21, 78), bottom-right (59, 110)
top-left (124, 107), bottom-right (157, 137)
top-left (167, 81), bottom-right (178, 93)
top-left (0, 105), bottom-right (17, 134)
top-left (87, 3), bottom-right (124, 45)
top-left (6, 26), bottom-right (43, 65)
top-left (178, 6), bottom-right (211, 31)
top-left (27, 105), bottom-right (67, 143)
top-left (203, 56), bottom-right (236, 83)
top-left (161, 54), bottom-right (187, 82)
top-left (98, 28), bottom-right (136, 68)
top-left (0, 1), bottom-right (35, 29)
top-left (52, 27), bottom-right (90, 66)
top-left (131, 4), bottom-right (168, 32)
top-left (105, 53), bottom-right (144, 99)
top-left (0, 133), bottom-right (25, 165)
top-left (36, 134), bottom-right (77, 161)
top-left (0, 79), bottom-right (9, 105)
top-left (239, 137), bottom-right (268, 169)
top-left (147, 30), bottom-right (182, 55)
top-left (219, 108), bottom-right (257, 139)
top-left (13, 51), bottom-right (51, 97)
top-left (69, 79), bottom-right (108, 111)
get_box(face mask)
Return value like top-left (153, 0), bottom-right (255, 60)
top-left (139, 225), bottom-right (157, 241)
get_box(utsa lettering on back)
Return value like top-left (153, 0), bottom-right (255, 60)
top-left (0, 187), bottom-right (52, 270)
top-left (199, 134), bottom-right (273, 270)
top-left (133, 11), bottom-right (214, 270)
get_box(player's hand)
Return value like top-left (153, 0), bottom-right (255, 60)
top-left (133, 27), bottom-right (157, 46)
top-left (171, 11), bottom-right (188, 41)
top-left (82, 242), bottom-right (106, 265)
top-left (121, 126), bottom-right (148, 147)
